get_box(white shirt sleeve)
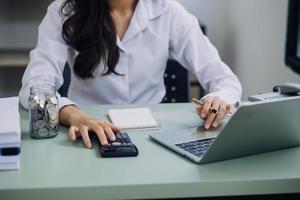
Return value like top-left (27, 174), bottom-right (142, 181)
top-left (19, 0), bottom-right (76, 110)
top-left (168, 2), bottom-right (242, 105)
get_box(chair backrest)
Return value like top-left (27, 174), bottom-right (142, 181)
top-left (58, 63), bottom-right (70, 97)
top-left (162, 59), bottom-right (190, 103)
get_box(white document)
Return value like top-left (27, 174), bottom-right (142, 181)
top-left (0, 161), bottom-right (20, 170)
top-left (108, 107), bottom-right (160, 130)
top-left (0, 97), bottom-right (21, 144)
top-left (0, 155), bottom-right (20, 163)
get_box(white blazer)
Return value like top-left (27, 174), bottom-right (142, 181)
top-left (19, 0), bottom-right (242, 109)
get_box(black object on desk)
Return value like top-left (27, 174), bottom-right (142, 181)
top-left (98, 132), bottom-right (138, 158)
top-left (0, 147), bottom-right (21, 156)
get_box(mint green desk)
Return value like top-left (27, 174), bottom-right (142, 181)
top-left (1, 103), bottom-right (300, 200)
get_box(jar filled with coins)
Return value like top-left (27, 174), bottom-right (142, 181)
top-left (29, 85), bottom-right (59, 139)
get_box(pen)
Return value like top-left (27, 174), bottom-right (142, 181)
top-left (192, 98), bottom-right (218, 114)
top-left (192, 98), bottom-right (204, 106)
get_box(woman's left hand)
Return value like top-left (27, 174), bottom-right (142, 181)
top-left (196, 96), bottom-right (235, 129)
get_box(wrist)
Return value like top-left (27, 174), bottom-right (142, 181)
top-left (59, 105), bottom-right (89, 126)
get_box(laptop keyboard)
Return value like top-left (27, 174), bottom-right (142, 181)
top-left (175, 138), bottom-right (216, 157)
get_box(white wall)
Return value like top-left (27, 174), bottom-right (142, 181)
top-left (179, 0), bottom-right (300, 100)
top-left (0, 0), bottom-right (51, 49)
top-left (178, 0), bottom-right (230, 61)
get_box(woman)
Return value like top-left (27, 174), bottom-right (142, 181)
top-left (19, 0), bottom-right (242, 148)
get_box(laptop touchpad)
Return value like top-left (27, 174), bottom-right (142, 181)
top-left (159, 127), bottom-right (220, 144)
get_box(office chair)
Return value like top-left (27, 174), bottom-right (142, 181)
top-left (162, 60), bottom-right (190, 103)
top-left (58, 63), bottom-right (70, 97)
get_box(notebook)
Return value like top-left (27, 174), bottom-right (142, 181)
top-left (108, 107), bottom-right (160, 130)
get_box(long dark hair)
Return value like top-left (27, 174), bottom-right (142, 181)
top-left (60, 0), bottom-right (120, 79)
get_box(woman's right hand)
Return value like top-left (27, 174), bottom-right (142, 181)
top-left (59, 105), bottom-right (121, 149)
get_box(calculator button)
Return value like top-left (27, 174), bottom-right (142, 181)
top-left (111, 142), bottom-right (122, 146)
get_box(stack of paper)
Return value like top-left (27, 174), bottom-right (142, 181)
top-left (108, 107), bottom-right (160, 130)
top-left (0, 97), bottom-right (21, 170)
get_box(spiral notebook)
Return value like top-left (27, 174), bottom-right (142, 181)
top-left (108, 107), bottom-right (160, 130)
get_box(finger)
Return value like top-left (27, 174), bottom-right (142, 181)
top-left (91, 123), bottom-right (108, 145)
top-left (69, 126), bottom-right (79, 141)
top-left (204, 97), bottom-right (221, 129)
top-left (204, 112), bottom-right (218, 129)
top-left (211, 97), bottom-right (221, 111)
top-left (80, 126), bottom-right (92, 149)
top-left (97, 121), bottom-right (116, 141)
top-left (103, 120), bottom-right (122, 132)
top-left (103, 125), bottom-right (116, 141)
top-left (227, 104), bottom-right (235, 114)
top-left (196, 105), bottom-right (203, 118)
top-left (201, 97), bottom-right (214, 119)
top-left (212, 102), bottom-right (227, 128)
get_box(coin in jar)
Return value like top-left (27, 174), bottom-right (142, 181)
top-left (35, 120), bottom-right (46, 129)
top-left (38, 128), bottom-right (49, 137)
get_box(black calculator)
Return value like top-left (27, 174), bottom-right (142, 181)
top-left (98, 132), bottom-right (138, 158)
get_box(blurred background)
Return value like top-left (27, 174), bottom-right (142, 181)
top-left (0, 0), bottom-right (298, 101)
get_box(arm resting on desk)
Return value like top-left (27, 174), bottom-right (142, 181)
top-left (59, 105), bottom-right (120, 148)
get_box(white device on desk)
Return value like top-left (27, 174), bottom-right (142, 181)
top-left (150, 98), bottom-right (300, 164)
top-left (248, 83), bottom-right (300, 102)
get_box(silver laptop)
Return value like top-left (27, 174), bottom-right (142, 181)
top-left (150, 98), bottom-right (300, 164)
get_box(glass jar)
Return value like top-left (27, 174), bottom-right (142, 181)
top-left (29, 85), bottom-right (59, 139)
